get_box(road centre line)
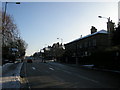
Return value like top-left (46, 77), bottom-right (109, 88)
top-left (77, 75), bottom-right (99, 83)
top-left (32, 67), bottom-right (36, 70)
top-left (48, 63), bottom-right (99, 83)
top-left (63, 70), bottom-right (99, 83)
top-left (37, 63), bottom-right (99, 84)
top-left (49, 67), bottom-right (54, 71)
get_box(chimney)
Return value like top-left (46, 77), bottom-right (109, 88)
top-left (80, 35), bottom-right (82, 38)
top-left (90, 26), bottom-right (97, 34)
top-left (107, 20), bottom-right (115, 33)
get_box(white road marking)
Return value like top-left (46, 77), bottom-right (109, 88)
top-left (32, 67), bottom-right (36, 70)
top-left (49, 67), bottom-right (54, 71)
top-left (59, 69), bottom-right (99, 83)
top-left (29, 86), bottom-right (31, 89)
top-left (72, 73), bottom-right (99, 83)
top-left (26, 78), bottom-right (31, 89)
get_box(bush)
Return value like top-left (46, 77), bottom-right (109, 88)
top-left (89, 50), bottom-right (120, 70)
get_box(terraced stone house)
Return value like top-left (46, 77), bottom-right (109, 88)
top-left (64, 20), bottom-right (115, 64)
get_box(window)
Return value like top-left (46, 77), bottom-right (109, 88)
top-left (88, 41), bottom-right (91, 47)
top-left (93, 39), bottom-right (96, 46)
top-left (84, 42), bottom-right (88, 48)
top-left (79, 44), bottom-right (82, 48)
top-left (85, 51), bottom-right (88, 56)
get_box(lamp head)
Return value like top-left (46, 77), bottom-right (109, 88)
top-left (16, 2), bottom-right (20, 4)
top-left (98, 16), bottom-right (102, 18)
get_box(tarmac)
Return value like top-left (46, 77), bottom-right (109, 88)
top-left (1, 61), bottom-right (120, 89)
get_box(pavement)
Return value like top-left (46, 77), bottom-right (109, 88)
top-left (1, 62), bottom-right (23, 89)
top-left (61, 63), bottom-right (120, 74)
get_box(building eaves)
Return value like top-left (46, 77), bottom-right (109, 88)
top-left (65, 30), bottom-right (107, 45)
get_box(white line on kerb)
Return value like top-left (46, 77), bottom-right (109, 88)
top-left (49, 67), bottom-right (54, 71)
top-left (32, 67), bottom-right (36, 70)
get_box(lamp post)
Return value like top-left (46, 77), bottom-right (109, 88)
top-left (57, 38), bottom-right (63, 44)
top-left (57, 37), bottom-right (65, 49)
top-left (3, 2), bottom-right (20, 23)
top-left (98, 16), bottom-right (110, 22)
top-left (98, 16), bottom-right (114, 33)
top-left (3, 2), bottom-right (20, 46)
top-left (98, 15), bottom-right (114, 46)
top-left (40, 49), bottom-right (44, 62)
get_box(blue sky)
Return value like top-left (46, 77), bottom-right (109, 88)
top-left (2, 1), bottom-right (119, 56)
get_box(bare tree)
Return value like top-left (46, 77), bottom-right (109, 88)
top-left (16, 38), bottom-right (28, 58)
top-left (2, 11), bottom-right (19, 46)
top-left (1, 11), bottom-right (27, 63)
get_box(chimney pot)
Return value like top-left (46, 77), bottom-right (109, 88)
top-left (90, 26), bottom-right (97, 34)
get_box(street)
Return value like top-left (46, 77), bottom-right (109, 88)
top-left (21, 60), bottom-right (120, 88)
top-left (2, 2), bottom-right (120, 89)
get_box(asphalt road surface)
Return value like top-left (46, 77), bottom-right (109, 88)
top-left (22, 60), bottom-right (120, 88)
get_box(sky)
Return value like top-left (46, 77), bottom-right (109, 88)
top-left (1, 1), bottom-right (119, 56)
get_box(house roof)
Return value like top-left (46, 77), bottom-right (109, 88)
top-left (66, 30), bottom-right (108, 45)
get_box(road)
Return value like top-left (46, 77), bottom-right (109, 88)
top-left (21, 60), bottom-right (120, 88)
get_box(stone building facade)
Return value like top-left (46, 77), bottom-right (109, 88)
top-left (64, 26), bottom-right (111, 64)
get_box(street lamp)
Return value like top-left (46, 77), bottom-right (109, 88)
top-left (98, 15), bottom-right (112, 32)
top-left (3, 2), bottom-right (20, 46)
top-left (57, 38), bottom-right (63, 44)
top-left (16, 2), bottom-right (20, 4)
top-left (3, 2), bottom-right (20, 22)
top-left (98, 16), bottom-right (110, 22)
top-left (98, 15), bottom-right (114, 46)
